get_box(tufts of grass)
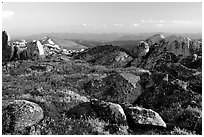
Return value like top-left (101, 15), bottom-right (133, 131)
top-left (170, 127), bottom-right (196, 135)
top-left (34, 114), bottom-right (129, 135)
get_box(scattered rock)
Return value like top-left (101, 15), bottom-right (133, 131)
top-left (136, 74), bottom-right (202, 133)
top-left (2, 32), bottom-right (202, 135)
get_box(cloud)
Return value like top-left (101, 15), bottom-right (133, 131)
top-left (141, 20), bottom-right (154, 23)
top-left (133, 23), bottom-right (140, 27)
top-left (2, 10), bottom-right (14, 19)
top-left (141, 19), bottom-right (192, 25)
top-left (156, 24), bottom-right (164, 27)
top-left (141, 20), bottom-right (155, 23)
top-left (113, 24), bottom-right (123, 27)
top-left (158, 20), bottom-right (165, 23)
top-left (171, 20), bottom-right (191, 24)
top-left (102, 24), bottom-right (106, 27)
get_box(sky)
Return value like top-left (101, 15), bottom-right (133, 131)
top-left (2, 2), bottom-right (202, 37)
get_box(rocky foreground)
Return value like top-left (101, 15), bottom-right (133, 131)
top-left (2, 32), bottom-right (202, 135)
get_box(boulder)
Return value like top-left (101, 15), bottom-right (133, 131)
top-left (146, 34), bottom-right (165, 46)
top-left (66, 99), bottom-right (127, 125)
top-left (164, 35), bottom-right (191, 58)
top-left (26, 40), bottom-right (45, 60)
top-left (132, 41), bottom-right (149, 57)
top-left (122, 104), bottom-right (166, 128)
top-left (2, 31), bottom-right (13, 62)
top-left (83, 71), bottom-right (142, 104)
top-left (2, 100), bottom-right (44, 134)
top-left (91, 99), bottom-right (127, 125)
top-left (73, 45), bottom-right (133, 68)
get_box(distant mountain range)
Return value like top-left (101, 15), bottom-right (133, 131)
top-left (12, 32), bottom-right (202, 42)
top-left (10, 32), bottom-right (201, 52)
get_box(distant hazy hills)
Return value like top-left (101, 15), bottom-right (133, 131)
top-left (11, 32), bottom-right (201, 51)
top-left (15, 32), bottom-right (202, 42)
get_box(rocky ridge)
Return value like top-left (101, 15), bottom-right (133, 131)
top-left (2, 31), bottom-right (202, 135)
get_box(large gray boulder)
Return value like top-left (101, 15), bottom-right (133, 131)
top-left (122, 104), bottom-right (166, 128)
top-left (83, 71), bottom-right (142, 104)
top-left (66, 99), bottom-right (127, 125)
top-left (2, 100), bottom-right (44, 134)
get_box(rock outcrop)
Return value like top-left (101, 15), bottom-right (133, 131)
top-left (73, 45), bottom-right (133, 68)
top-left (2, 31), bottom-right (13, 62)
top-left (164, 35), bottom-right (192, 58)
top-left (26, 40), bottom-right (45, 60)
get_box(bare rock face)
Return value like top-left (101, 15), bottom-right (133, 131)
top-left (2, 100), bottom-right (44, 134)
top-left (2, 31), bottom-right (13, 62)
top-left (131, 34), bottom-right (202, 72)
top-left (122, 104), bottom-right (166, 128)
top-left (83, 71), bottom-right (142, 104)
